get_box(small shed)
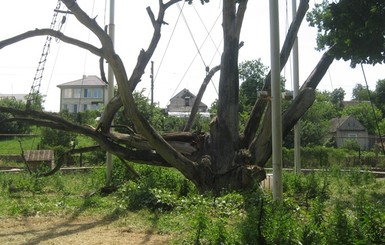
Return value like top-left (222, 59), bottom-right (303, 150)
top-left (25, 150), bottom-right (55, 171)
top-left (329, 115), bottom-right (369, 150)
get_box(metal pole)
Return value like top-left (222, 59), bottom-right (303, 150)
top-left (292, 0), bottom-right (301, 174)
top-left (106, 0), bottom-right (115, 186)
top-left (270, 0), bottom-right (283, 201)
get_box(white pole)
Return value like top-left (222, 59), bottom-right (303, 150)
top-left (270, 0), bottom-right (283, 201)
top-left (292, 0), bottom-right (301, 174)
top-left (106, 0), bottom-right (115, 186)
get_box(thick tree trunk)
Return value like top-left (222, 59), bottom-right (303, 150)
top-left (202, 0), bottom-right (252, 192)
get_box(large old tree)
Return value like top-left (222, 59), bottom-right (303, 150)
top-left (1, 0), bottom-right (383, 193)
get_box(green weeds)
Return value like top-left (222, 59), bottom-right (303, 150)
top-left (1, 166), bottom-right (385, 244)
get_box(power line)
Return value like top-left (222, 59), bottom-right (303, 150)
top-left (154, 1), bottom-right (186, 83)
top-left (361, 64), bottom-right (385, 155)
top-left (192, 4), bottom-right (222, 60)
top-left (177, 3), bottom-right (207, 68)
top-left (171, 3), bottom-right (222, 98)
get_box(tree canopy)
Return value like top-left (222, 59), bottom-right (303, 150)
top-left (307, 0), bottom-right (385, 67)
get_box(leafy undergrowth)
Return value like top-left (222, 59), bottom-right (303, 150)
top-left (1, 164), bottom-right (385, 244)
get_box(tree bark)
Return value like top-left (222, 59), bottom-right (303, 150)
top-left (210, 1), bottom-right (244, 175)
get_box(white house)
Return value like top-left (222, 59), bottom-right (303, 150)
top-left (57, 75), bottom-right (108, 113)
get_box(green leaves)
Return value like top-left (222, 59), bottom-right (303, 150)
top-left (307, 0), bottom-right (385, 67)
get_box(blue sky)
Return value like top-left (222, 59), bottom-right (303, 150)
top-left (1, 0), bottom-right (384, 112)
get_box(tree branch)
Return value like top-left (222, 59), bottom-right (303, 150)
top-left (61, 0), bottom-right (113, 50)
top-left (184, 65), bottom-right (220, 132)
top-left (0, 29), bottom-right (102, 57)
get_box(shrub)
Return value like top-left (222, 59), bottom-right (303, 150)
top-left (40, 127), bottom-right (76, 149)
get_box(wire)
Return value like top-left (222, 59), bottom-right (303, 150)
top-left (361, 64), bottom-right (385, 155)
top-left (192, 4), bottom-right (222, 60)
top-left (171, 3), bottom-right (222, 98)
top-left (154, 1), bottom-right (186, 83)
top-left (177, 3), bottom-right (207, 68)
top-left (77, 0), bottom-right (97, 111)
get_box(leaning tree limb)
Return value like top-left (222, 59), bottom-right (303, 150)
top-left (183, 66), bottom-right (221, 132)
top-left (250, 48), bottom-right (335, 166)
top-left (242, 0), bottom-right (309, 148)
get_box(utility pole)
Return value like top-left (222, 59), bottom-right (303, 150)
top-left (270, 0), bottom-right (283, 201)
top-left (292, 0), bottom-right (301, 174)
top-left (106, 0), bottom-right (115, 186)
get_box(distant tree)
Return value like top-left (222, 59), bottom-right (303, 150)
top-left (330, 87), bottom-right (345, 110)
top-left (374, 79), bottom-right (385, 116)
top-left (352, 83), bottom-right (372, 101)
top-left (239, 59), bottom-right (268, 109)
top-left (0, 97), bottom-right (31, 134)
top-left (115, 90), bottom-right (166, 133)
top-left (27, 92), bottom-right (45, 111)
top-left (239, 59), bottom-right (286, 111)
top-left (300, 90), bottom-right (339, 146)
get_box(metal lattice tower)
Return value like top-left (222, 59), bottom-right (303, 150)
top-left (26, 1), bottom-right (66, 109)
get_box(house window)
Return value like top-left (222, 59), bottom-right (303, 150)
top-left (93, 88), bottom-right (102, 98)
top-left (184, 97), bottom-right (190, 106)
top-left (74, 88), bottom-right (81, 98)
top-left (63, 104), bottom-right (68, 111)
top-left (83, 104), bottom-right (88, 111)
top-left (84, 89), bottom-right (91, 98)
top-left (63, 88), bottom-right (72, 98)
top-left (73, 104), bottom-right (78, 113)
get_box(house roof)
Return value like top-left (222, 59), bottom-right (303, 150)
top-left (168, 88), bottom-right (207, 107)
top-left (25, 150), bottom-right (54, 162)
top-left (330, 115), bottom-right (366, 133)
top-left (57, 75), bottom-right (107, 88)
top-left (170, 88), bottom-right (196, 100)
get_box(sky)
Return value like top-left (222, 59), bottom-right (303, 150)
top-left (1, 0), bottom-right (384, 112)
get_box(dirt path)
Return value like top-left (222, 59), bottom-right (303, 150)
top-left (0, 216), bottom-right (172, 245)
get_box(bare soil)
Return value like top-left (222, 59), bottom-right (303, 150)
top-left (0, 215), bottom-right (172, 245)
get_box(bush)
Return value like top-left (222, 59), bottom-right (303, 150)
top-left (0, 98), bottom-right (31, 134)
top-left (40, 127), bottom-right (76, 149)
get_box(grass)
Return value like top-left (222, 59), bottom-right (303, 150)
top-left (0, 168), bottom-right (110, 216)
top-left (0, 136), bottom-right (40, 155)
top-left (1, 164), bottom-right (384, 244)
